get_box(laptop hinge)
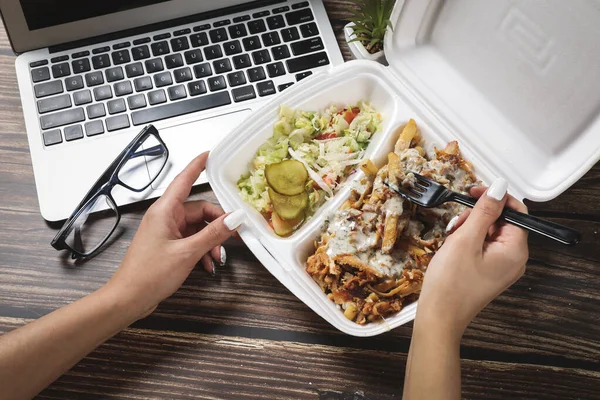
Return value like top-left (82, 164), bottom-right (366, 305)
top-left (49, 0), bottom-right (284, 54)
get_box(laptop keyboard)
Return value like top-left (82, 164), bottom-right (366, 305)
top-left (29, 2), bottom-right (330, 147)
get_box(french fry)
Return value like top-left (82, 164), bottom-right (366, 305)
top-left (360, 159), bottom-right (378, 177)
top-left (394, 118), bottom-right (418, 153)
top-left (381, 212), bottom-right (399, 254)
top-left (387, 152), bottom-right (401, 186)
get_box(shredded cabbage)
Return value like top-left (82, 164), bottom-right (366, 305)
top-left (238, 101), bottom-right (382, 217)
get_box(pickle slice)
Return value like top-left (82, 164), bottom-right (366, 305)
top-left (272, 211), bottom-right (304, 237)
top-left (265, 160), bottom-right (308, 195)
top-left (269, 188), bottom-right (308, 220)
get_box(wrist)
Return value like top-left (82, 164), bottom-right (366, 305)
top-left (415, 300), bottom-right (466, 344)
top-left (99, 275), bottom-right (154, 323)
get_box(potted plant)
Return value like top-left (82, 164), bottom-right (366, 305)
top-left (344, 0), bottom-right (395, 64)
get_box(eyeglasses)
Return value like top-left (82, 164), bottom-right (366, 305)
top-left (51, 125), bottom-right (169, 259)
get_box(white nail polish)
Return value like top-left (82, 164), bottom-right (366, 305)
top-left (219, 246), bottom-right (227, 266)
top-left (446, 215), bottom-right (459, 233)
top-left (211, 261), bottom-right (216, 276)
top-left (487, 178), bottom-right (508, 201)
top-left (224, 209), bottom-right (245, 231)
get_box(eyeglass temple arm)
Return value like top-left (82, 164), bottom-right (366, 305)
top-left (130, 144), bottom-right (166, 159)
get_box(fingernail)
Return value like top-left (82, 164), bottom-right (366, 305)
top-left (446, 215), bottom-right (459, 233)
top-left (211, 261), bottom-right (217, 276)
top-left (219, 246), bottom-right (227, 266)
top-left (224, 209), bottom-right (245, 231)
top-left (487, 178), bottom-right (508, 201)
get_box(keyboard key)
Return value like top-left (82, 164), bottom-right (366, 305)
top-left (106, 115), bottom-right (130, 131)
top-left (193, 24), bottom-right (211, 31)
top-left (261, 31), bottom-right (281, 47)
top-left (291, 37), bottom-right (324, 56)
top-left (92, 54), bottom-right (111, 69)
top-left (194, 63), bottom-right (212, 78)
top-left (208, 75), bottom-right (227, 91)
top-left (65, 76), bottom-right (84, 91)
top-left (213, 58), bottom-right (232, 74)
top-left (114, 81), bottom-right (133, 96)
top-left (232, 85), bottom-right (256, 102)
top-left (257, 80), bottom-right (276, 96)
top-left (73, 51), bottom-right (90, 59)
top-left (278, 82), bottom-right (294, 91)
top-left (281, 27), bottom-right (300, 42)
top-left (204, 45), bottom-right (223, 60)
top-left (134, 76), bottom-right (153, 92)
top-left (85, 120), bottom-right (104, 136)
top-left (224, 40), bottom-right (242, 56)
top-left (300, 22), bottom-right (318, 37)
top-left (86, 103), bottom-right (106, 119)
top-left (228, 24), bottom-right (248, 39)
top-left (51, 55), bottom-right (69, 63)
top-left (210, 28), bottom-right (228, 43)
top-left (92, 46), bottom-right (110, 54)
top-left (233, 54), bottom-right (251, 69)
top-left (73, 90), bottom-right (92, 105)
top-left (127, 94), bottom-right (147, 110)
top-left (132, 45), bottom-right (150, 61)
top-left (190, 32), bottom-right (209, 47)
top-left (286, 8), bottom-right (314, 25)
top-left (43, 129), bottom-right (62, 146)
top-left (30, 60), bottom-right (48, 68)
top-left (148, 89), bottom-right (167, 105)
top-left (267, 62), bottom-right (285, 77)
top-left (187, 80), bottom-right (207, 96)
top-left (214, 19), bottom-right (231, 27)
top-left (184, 49), bottom-right (203, 64)
top-left (111, 50), bottom-right (131, 65)
top-left (165, 53), bottom-right (184, 69)
top-left (170, 36), bottom-right (190, 52)
top-left (243, 36), bottom-right (261, 51)
top-left (151, 41), bottom-right (170, 56)
top-left (40, 108), bottom-right (85, 130)
top-left (52, 63), bottom-right (71, 78)
top-left (105, 66), bottom-right (124, 82)
top-left (247, 66), bottom-right (266, 82)
top-left (233, 15), bottom-right (250, 23)
top-left (292, 1), bottom-right (309, 9)
top-left (93, 85), bottom-right (113, 101)
top-left (145, 58), bottom-right (164, 73)
top-left (174, 28), bottom-right (191, 36)
top-left (85, 71), bottom-right (104, 86)
top-left (252, 49), bottom-right (271, 65)
top-left (248, 20), bottom-right (267, 34)
top-left (72, 58), bottom-right (91, 74)
top-left (37, 94), bottom-right (71, 114)
top-left (273, 6), bottom-right (290, 13)
top-left (227, 71), bottom-right (246, 87)
top-left (267, 15), bottom-right (285, 30)
top-left (133, 37), bottom-right (151, 45)
top-left (168, 85), bottom-right (187, 100)
top-left (154, 71), bottom-right (173, 87)
top-left (35, 80), bottom-right (63, 98)
top-left (125, 62), bottom-right (144, 78)
top-left (113, 41), bottom-right (131, 49)
top-left (286, 51), bottom-right (329, 73)
top-left (174, 67), bottom-right (193, 83)
top-left (296, 71), bottom-right (313, 81)
top-left (64, 125), bottom-right (83, 141)
top-left (272, 45), bottom-right (290, 60)
top-left (31, 67), bottom-right (50, 82)
top-left (131, 91), bottom-right (231, 125)
top-left (253, 10), bottom-right (270, 18)
top-left (153, 33), bottom-right (171, 41)
top-left (107, 98), bottom-right (126, 114)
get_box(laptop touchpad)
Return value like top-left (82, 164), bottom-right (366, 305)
top-left (149, 109), bottom-right (252, 190)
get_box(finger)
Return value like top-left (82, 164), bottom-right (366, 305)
top-left (469, 185), bottom-right (487, 198)
top-left (183, 200), bottom-right (225, 225)
top-left (210, 245), bottom-right (226, 266)
top-left (182, 209), bottom-right (245, 259)
top-left (163, 152), bottom-right (209, 203)
top-left (200, 254), bottom-right (215, 275)
top-left (461, 178), bottom-right (509, 244)
top-left (447, 209), bottom-right (470, 233)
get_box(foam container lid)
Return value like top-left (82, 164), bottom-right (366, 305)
top-left (207, 0), bottom-right (600, 336)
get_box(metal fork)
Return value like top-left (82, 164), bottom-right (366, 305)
top-left (384, 172), bottom-right (581, 246)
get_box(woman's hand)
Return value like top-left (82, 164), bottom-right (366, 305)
top-left (106, 152), bottom-right (244, 319)
top-left (417, 178), bottom-right (529, 337)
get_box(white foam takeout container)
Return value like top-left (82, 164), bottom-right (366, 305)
top-left (207, 0), bottom-right (600, 336)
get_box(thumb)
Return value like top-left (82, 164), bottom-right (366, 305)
top-left (182, 209), bottom-right (245, 259)
top-left (460, 178), bottom-right (508, 244)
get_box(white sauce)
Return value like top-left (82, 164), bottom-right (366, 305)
top-left (384, 196), bottom-right (403, 216)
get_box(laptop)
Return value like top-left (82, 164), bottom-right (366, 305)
top-left (1, 0), bottom-right (344, 221)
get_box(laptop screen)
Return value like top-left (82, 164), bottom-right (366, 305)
top-left (20, 0), bottom-right (173, 31)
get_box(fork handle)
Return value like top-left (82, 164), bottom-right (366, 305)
top-left (449, 193), bottom-right (581, 246)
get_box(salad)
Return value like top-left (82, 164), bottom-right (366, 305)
top-left (238, 101), bottom-right (382, 236)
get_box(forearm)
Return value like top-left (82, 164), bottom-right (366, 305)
top-left (403, 314), bottom-right (463, 400)
top-left (0, 282), bottom-right (142, 400)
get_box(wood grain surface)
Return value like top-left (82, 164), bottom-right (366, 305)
top-left (0, 1), bottom-right (599, 399)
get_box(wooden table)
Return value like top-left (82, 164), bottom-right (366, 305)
top-left (1, 2), bottom-right (599, 399)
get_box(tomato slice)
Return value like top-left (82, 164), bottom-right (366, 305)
top-left (315, 132), bottom-right (337, 140)
top-left (344, 108), bottom-right (360, 124)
